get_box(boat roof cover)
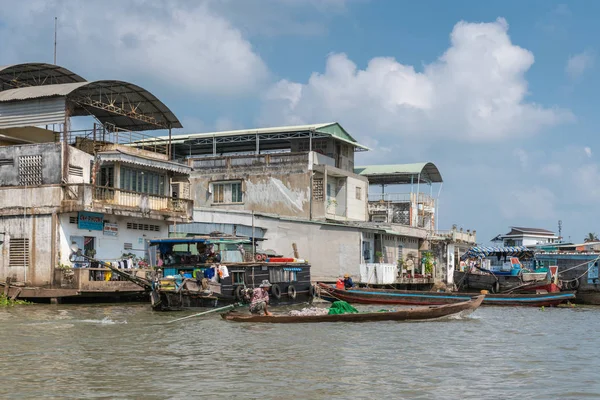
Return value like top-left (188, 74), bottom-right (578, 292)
top-left (149, 237), bottom-right (254, 245)
top-left (460, 246), bottom-right (534, 260)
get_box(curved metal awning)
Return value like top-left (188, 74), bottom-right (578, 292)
top-left (0, 80), bottom-right (182, 131)
top-left (0, 63), bottom-right (85, 90)
top-left (354, 162), bottom-right (443, 185)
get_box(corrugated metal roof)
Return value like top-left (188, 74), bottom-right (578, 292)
top-left (138, 122), bottom-right (370, 150)
top-left (0, 81), bottom-right (182, 131)
top-left (354, 162), bottom-right (443, 184)
top-left (0, 82), bottom-right (88, 101)
top-left (0, 63), bottom-right (85, 90)
top-left (98, 150), bottom-right (191, 174)
top-left (0, 97), bottom-right (66, 129)
top-left (170, 222), bottom-right (266, 238)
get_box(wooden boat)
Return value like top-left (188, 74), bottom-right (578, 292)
top-left (221, 295), bottom-right (484, 323)
top-left (317, 283), bottom-right (575, 307)
top-left (456, 246), bottom-right (551, 293)
top-left (148, 236), bottom-right (314, 311)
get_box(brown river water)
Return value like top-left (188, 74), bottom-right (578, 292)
top-left (1, 302), bottom-right (599, 399)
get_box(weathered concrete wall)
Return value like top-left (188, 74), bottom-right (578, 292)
top-left (193, 208), bottom-right (363, 281)
top-left (58, 213), bottom-right (170, 266)
top-left (0, 142), bottom-right (62, 186)
top-left (0, 214), bottom-right (55, 286)
top-left (66, 146), bottom-right (92, 184)
top-left (190, 154), bottom-right (312, 219)
top-left (0, 186), bottom-right (63, 215)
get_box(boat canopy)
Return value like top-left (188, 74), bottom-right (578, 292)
top-left (149, 237), bottom-right (256, 256)
top-left (460, 246), bottom-right (534, 261)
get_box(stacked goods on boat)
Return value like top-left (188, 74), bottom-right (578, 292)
top-left (147, 236), bottom-right (315, 311)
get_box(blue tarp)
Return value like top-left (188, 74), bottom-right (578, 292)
top-left (460, 246), bottom-right (534, 261)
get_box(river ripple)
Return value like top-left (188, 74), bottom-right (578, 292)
top-left (1, 303), bottom-right (599, 399)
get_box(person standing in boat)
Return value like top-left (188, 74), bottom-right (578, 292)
top-left (343, 274), bottom-right (355, 289)
top-left (249, 280), bottom-right (273, 316)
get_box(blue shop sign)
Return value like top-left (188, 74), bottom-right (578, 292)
top-left (78, 212), bottom-right (104, 231)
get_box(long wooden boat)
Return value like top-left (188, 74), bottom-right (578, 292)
top-left (221, 295), bottom-right (484, 323)
top-left (317, 283), bottom-right (575, 307)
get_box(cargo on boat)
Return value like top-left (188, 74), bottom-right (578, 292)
top-left (147, 236), bottom-right (314, 311)
top-left (221, 295), bottom-right (484, 323)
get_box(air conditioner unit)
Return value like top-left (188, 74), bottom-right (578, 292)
top-left (171, 182), bottom-right (190, 199)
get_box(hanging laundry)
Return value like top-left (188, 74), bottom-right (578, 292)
top-left (203, 267), bottom-right (215, 279)
top-left (218, 265), bottom-right (229, 279)
top-left (126, 258), bottom-right (133, 269)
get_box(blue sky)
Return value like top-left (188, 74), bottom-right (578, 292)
top-left (1, 0), bottom-right (598, 244)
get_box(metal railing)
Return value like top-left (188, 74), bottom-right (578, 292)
top-left (368, 192), bottom-right (434, 204)
top-left (54, 125), bottom-right (168, 156)
top-left (191, 152), bottom-right (310, 170)
top-left (63, 184), bottom-right (192, 214)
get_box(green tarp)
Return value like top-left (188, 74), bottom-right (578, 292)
top-left (328, 301), bottom-right (359, 315)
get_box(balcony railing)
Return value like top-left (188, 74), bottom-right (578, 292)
top-left (191, 152), bottom-right (310, 170)
top-left (63, 184), bottom-right (192, 215)
top-left (55, 126), bottom-right (169, 156)
top-left (369, 192), bottom-right (434, 205)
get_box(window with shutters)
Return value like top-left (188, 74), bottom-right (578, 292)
top-left (9, 238), bottom-right (30, 267)
top-left (18, 155), bottom-right (42, 186)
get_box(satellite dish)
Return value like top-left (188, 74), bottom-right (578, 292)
top-left (70, 243), bottom-right (80, 254)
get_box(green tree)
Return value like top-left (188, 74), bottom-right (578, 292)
top-left (585, 233), bottom-right (599, 243)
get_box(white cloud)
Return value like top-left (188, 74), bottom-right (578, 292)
top-left (261, 18), bottom-right (573, 143)
top-left (584, 146), bottom-right (593, 158)
top-left (0, 0), bottom-right (268, 96)
top-left (566, 51), bottom-right (594, 80)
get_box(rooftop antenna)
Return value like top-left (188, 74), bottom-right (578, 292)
top-left (53, 17), bottom-right (57, 64)
top-left (558, 220), bottom-right (562, 242)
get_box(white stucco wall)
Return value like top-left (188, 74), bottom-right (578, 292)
top-left (346, 176), bottom-right (368, 221)
top-left (193, 208), bottom-right (363, 281)
top-left (58, 213), bottom-right (169, 265)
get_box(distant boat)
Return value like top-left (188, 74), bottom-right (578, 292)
top-left (317, 283), bottom-right (575, 307)
top-left (221, 295), bottom-right (484, 323)
top-left (455, 246), bottom-right (551, 293)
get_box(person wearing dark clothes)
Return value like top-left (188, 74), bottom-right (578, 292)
top-left (343, 273), bottom-right (354, 289)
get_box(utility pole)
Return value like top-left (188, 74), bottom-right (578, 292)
top-left (54, 17), bottom-right (57, 65)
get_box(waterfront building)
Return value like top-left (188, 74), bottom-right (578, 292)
top-left (0, 63), bottom-right (192, 301)
top-left (142, 122), bottom-right (476, 285)
top-left (491, 227), bottom-right (559, 247)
